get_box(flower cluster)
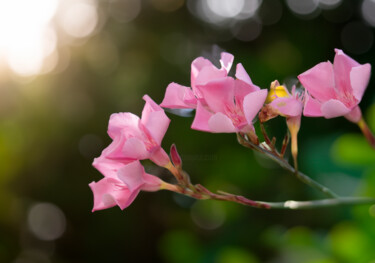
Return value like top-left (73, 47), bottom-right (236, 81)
top-left (161, 53), bottom-right (267, 136)
top-left (89, 95), bottom-right (174, 212)
top-left (89, 49), bottom-right (374, 212)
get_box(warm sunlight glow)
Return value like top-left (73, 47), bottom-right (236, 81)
top-left (0, 0), bottom-right (59, 76)
top-left (59, 1), bottom-right (98, 38)
top-left (0, 0), bottom-right (99, 77)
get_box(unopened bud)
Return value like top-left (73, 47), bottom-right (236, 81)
top-left (170, 144), bottom-right (182, 168)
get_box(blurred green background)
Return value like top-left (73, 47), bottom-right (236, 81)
top-left (1, 0), bottom-right (375, 262)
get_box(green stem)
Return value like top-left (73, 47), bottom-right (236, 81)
top-left (358, 118), bottom-right (375, 149)
top-left (163, 183), bottom-right (375, 210)
top-left (258, 197), bottom-right (375, 209)
top-left (237, 133), bottom-right (339, 198)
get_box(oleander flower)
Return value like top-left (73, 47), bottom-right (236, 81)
top-left (160, 52), bottom-right (234, 109)
top-left (298, 49), bottom-right (371, 123)
top-left (191, 77), bottom-right (267, 133)
top-left (160, 52), bottom-right (267, 134)
top-left (260, 81), bottom-right (304, 168)
top-left (260, 81), bottom-right (303, 122)
top-left (101, 95), bottom-right (171, 167)
top-left (89, 161), bottom-right (162, 212)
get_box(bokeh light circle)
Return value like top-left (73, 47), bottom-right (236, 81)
top-left (286, 0), bottom-right (319, 15)
top-left (361, 0), bottom-right (375, 27)
top-left (341, 21), bottom-right (374, 54)
top-left (207, 0), bottom-right (245, 18)
top-left (28, 203), bottom-right (66, 241)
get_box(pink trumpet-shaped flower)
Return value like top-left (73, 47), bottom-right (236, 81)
top-left (89, 161), bottom-right (162, 212)
top-left (298, 49), bottom-right (371, 123)
top-left (263, 81), bottom-right (303, 120)
top-left (102, 95), bottom-right (171, 167)
top-left (160, 52), bottom-right (234, 109)
top-left (161, 52), bottom-right (267, 133)
top-left (191, 77), bottom-right (267, 133)
top-left (260, 81), bottom-right (303, 169)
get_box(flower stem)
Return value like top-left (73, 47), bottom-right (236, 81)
top-left (358, 118), bottom-right (375, 149)
top-left (280, 133), bottom-right (289, 157)
top-left (237, 133), bottom-right (339, 198)
top-left (258, 197), bottom-right (375, 209)
top-left (163, 140), bottom-right (373, 210)
top-left (162, 182), bottom-right (375, 209)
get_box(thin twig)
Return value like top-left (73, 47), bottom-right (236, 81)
top-left (280, 133), bottom-right (289, 157)
top-left (258, 197), bottom-right (375, 209)
top-left (163, 182), bottom-right (375, 209)
top-left (237, 133), bottom-right (339, 198)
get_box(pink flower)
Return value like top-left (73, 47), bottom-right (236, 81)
top-left (160, 52), bottom-right (234, 109)
top-left (264, 82), bottom-right (303, 120)
top-left (160, 52), bottom-right (267, 133)
top-left (260, 81), bottom-right (304, 168)
top-left (298, 49), bottom-right (371, 123)
top-left (101, 95), bottom-right (171, 167)
top-left (89, 161), bottom-right (162, 212)
top-left (191, 77), bottom-right (267, 133)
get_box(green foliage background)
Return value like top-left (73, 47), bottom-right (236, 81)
top-left (0, 0), bottom-right (375, 262)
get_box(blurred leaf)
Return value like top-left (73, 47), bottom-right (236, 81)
top-left (216, 247), bottom-right (259, 263)
top-left (284, 226), bottom-right (315, 246)
top-left (357, 168), bottom-right (375, 196)
top-left (329, 222), bottom-right (375, 262)
top-left (159, 230), bottom-right (203, 263)
top-left (331, 134), bottom-right (375, 167)
top-left (306, 259), bottom-right (336, 263)
top-left (366, 104), bottom-right (375, 132)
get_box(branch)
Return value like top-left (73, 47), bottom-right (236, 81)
top-left (236, 133), bottom-right (339, 198)
top-left (162, 182), bottom-right (375, 209)
top-left (259, 197), bottom-right (375, 209)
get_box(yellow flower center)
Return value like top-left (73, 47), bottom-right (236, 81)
top-left (266, 85), bottom-right (290, 103)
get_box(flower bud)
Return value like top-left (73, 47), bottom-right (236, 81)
top-left (170, 144), bottom-right (182, 168)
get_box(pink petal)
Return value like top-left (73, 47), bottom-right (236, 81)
top-left (269, 97), bottom-right (303, 117)
top-left (220, 52), bottom-right (234, 73)
top-left (191, 101), bottom-right (214, 132)
top-left (235, 63), bottom-right (254, 86)
top-left (89, 178), bottom-right (137, 212)
top-left (121, 137), bottom-right (149, 160)
top-left (243, 89), bottom-right (268, 124)
top-left (321, 99), bottom-right (351, 119)
top-left (141, 95), bottom-right (170, 145)
top-left (333, 49), bottom-right (360, 96)
top-left (350, 63), bottom-right (371, 101)
top-left (298, 61), bottom-right (336, 102)
top-left (102, 134), bottom-right (127, 159)
top-left (208, 112), bottom-right (236, 133)
top-left (193, 66), bottom-right (227, 91)
top-left (149, 147), bottom-right (170, 167)
top-left (117, 161), bottom-right (145, 191)
top-left (142, 111), bottom-right (170, 145)
top-left (142, 173), bottom-right (162, 192)
top-left (345, 105), bottom-right (362, 123)
top-left (92, 155), bottom-right (128, 179)
top-left (197, 77), bottom-right (235, 113)
top-left (160, 83), bottom-right (196, 109)
top-left (303, 92), bottom-right (323, 117)
top-left (191, 57), bottom-right (215, 90)
top-left (191, 57), bottom-right (213, 78)
top-left (234, 79), bottom-right (259, 106)
top-left (107, 113), bottom-right (141, 140)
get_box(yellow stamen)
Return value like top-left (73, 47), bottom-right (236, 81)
top-left (266, 83), bottom-right (290, 104)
